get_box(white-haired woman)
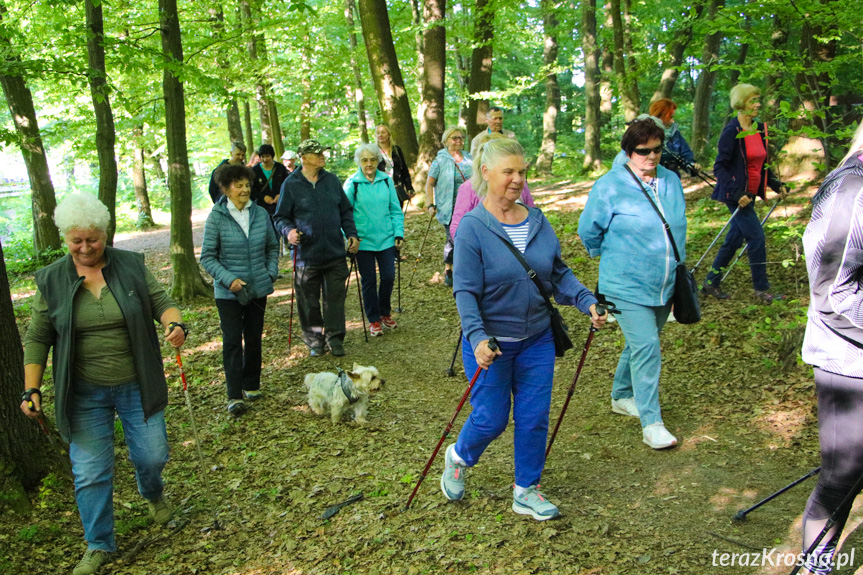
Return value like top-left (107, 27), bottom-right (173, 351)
top-left (703, 83), bottom-right (788, 303)
top-left (375, 124), bottom-right (414, 207)
top-left (19, 193), bottom-right (186, 575)
top-left (344, 143), bottom-right (405, 336)
top-left (425, 126), bottom-right (472, 286)
top-left (442, 139), bottom-right (605, 520)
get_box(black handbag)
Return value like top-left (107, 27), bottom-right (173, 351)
top-left (623, 165), bottom-right (701, 324)
top-left (495, 235), bottom-right (574, 357)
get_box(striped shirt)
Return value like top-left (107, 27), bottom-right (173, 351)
top-left (502, 218), bottom-right (529, 253)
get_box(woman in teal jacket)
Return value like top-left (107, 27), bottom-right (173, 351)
top-left (344, 144), bottom-right (405, 336)
top-left (578, 118), bottom-right (688, 450)
top-left (201, 164), bottom-right (279, 416)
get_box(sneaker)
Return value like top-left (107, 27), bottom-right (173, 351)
top-left (369, 322), bottom-right (383, 337)
top-left (243, 390), bottom-right (262, 401)
top-left (147, 496), bottom-right (172, 525)
top-left (702, 281), bottom-right (729, 300)
top-left (611, 397), bottom-right (640, 418)
top-left (381, 315), bottom-right (398, 329)
top-left (227, 399), bottom-right (247, 418)
top-left (444, 270), bottom-right (453, 287)
top-left (642, 422), bottom-right (678, 449)
top-left (73, 549), bottom-right (113, 575)
top-left (754, 290), bottom-right (786, 304)
top-left (440, 444), bottom-right (467, 501)
top-left (512, 485), bottom-right (560, 521)
top-left (310, 346), bottom-right (326, 357)
top-left (329, 341), bottom-right (346, 357)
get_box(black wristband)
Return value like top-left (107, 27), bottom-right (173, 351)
top-left (428, 203), bottom-right (436, 210)
top-left (168, 322), bottom-right (189, 338)
top-left (22, 388), bottom-right (41, 404)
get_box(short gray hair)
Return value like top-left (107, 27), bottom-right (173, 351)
top-left (54, 193), bottom-right (111, 235)
top-left (476, 139), bottom-right (525, 199)
top-left (730, 83), bottom-right (760, 111)
top-left (354, 143), bottom-right (382, 166)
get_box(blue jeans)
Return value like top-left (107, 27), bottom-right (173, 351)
top-left (705, 201), bottom-right (769, 291)
top-left (355, 247), bottom-right (396, 323)
top-left (455, 329), bottom-right (556, 488)
top-left (68, 381), bottom-right (170, 552)
top-left (611, 298), bottom-right (672, 428)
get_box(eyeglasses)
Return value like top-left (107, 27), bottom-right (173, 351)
top-left (632, 145), bottom-right (663, 156)
top-left (450, 136), bottom-right (464, 141)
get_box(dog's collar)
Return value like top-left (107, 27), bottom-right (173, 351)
top-left (337, 368), bottom-right (359, 404)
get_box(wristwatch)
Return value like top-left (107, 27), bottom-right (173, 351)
top-left (21, 388), bottom-right (41, 406)
top-left (168, 322), bottom-right (189, 338)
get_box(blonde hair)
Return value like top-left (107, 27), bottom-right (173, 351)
top-left (476, 139), bottom-right (525, 199)
top-left (470, 132), bottom-right (507, 191)
top-left (730, 83), bottom-right (760, 111)
top-left (54, 193), bottom-right (110, 235)
top-left (842, 121), bottom-right (863, 165)
top-left (441, 126), bottom-right (465, 148)
top-left (375, 124), bottom-right (396, 147)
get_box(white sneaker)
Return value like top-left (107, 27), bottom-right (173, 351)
top-left (611, 397), bottom-right (640, 417)
top-left (642, 423), bottom-right (678, 449)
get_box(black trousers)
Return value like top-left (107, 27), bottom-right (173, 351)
top-left (215, 297), bottom-right (267, 400)
top-left (294, 258), bottom-right (349, 349)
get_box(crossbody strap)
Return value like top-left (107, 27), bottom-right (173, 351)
top-left (623, 164), bottom-right (682, 264)
top-left (493, 233), bottom-right (555, 314)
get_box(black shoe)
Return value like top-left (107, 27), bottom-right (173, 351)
top-left (328, 341), bottom-right (346, 357)
top-left (754, 290), bottom-right (786, 304)
top-left (702, 281), bottom-right (729, 300)
top-left (310, 346), bottom-right (326, 357)
top-left (228, 399), bottom-right (248, 417)
top-left (444, 270), bottom-right (453, 287)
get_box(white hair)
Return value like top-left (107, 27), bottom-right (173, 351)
top-left (470, 132), bottom-right (507, 192)
top-left (476, 139), bottom-right (525, 199)
top-left (54, 193), bottom-right (111, 235)
top-left (354, 143), bottom-right (382, 166)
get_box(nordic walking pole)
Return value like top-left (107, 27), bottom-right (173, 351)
top-left (733, 467), bottom-right (821, 522)
top-left (288, 247), bottom-right (297, 350)
top-left (446, 329), bottom-right (462, 377)
top-left (408, 211), bottom-right (436, 287)
top-left (175, 354), bottom-right (221, 529)
top-left (351, 254), bottom-right (369, 342)
top-left (690, 207), bottom-right (741, 275)
top-left (720, 198), bottom-right (782, 283)
top-left (546, 305), bottom-right (607, 459)
top-left (405, 338), bottom-right (499, 510)
top-left (395, 245), bottom-right (403, 313)
top-left (663, 147), bottom-right (716, 186)
top-left (789, 467), bottom-right (863, 575)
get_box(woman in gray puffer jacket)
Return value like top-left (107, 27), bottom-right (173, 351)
top-left (201, 164), bottom-right (279, 417)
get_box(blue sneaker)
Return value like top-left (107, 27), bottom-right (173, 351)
top-left (440, 444), bottom-right (467, 501)
top-left (512, 485), bottom-right (560, 521)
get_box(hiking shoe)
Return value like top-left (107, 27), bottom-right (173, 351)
top-left (440, 444), bottom-right (467, 501)
top-left (369, 322), bottom-right (383, 337)
top-left (310, 346), bottom-right (326, 357)
top-left (642, 422), bottom-right (678, 449)
top-left (147, 496), bottom-right (172, 525)
top-left (227, 399), bottom-right (247, 418)
top-left (611, 397), bottom-right (640, 418)
top-left (243, 390), bottom-right (262, 401)
top-left (702, 281), bottom-right (729, 300)
top-left (329, 341), bottom-right (346, 357)
top-left (381, 315), bottom-right (398, 329)
top-left (512, 485), bottom-right (560, 521)
top-left (444, 270), bottom-right (453, 287)
top-left (73, 549), bottom-right (113, 575)
top-left (754, 290), bottom-right (786, 304)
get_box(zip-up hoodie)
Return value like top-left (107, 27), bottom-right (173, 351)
top-left (712, 117), bottom-right (783, 204)
top-left (454, 204), bottom-right (597, 353)
top-left (579, 164), bottom-right (687, 307)
top-left (343, 169), bottom-right (405, 252)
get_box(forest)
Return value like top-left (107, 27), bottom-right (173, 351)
top-left (1, 0), bottom-right (863, 573)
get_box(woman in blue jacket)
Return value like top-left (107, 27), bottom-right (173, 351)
top-left (442, 139), bottom-right (605, 521)
top-left (579, 118), bottom-right (687, 450)
top-left (201, 164), bottom-right (279, 417)
top-left (344, 144), bottom-right (405, 336)
top-left (703, 84), bottom-right (787, 303)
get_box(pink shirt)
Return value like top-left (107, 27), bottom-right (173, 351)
top-left (450, 180), bottom-right (536, 240)
top-left (744, 133), bottom-right (767, 195)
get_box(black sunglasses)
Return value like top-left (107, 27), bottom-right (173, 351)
top-left (633, 145), bottom-right (663, 156)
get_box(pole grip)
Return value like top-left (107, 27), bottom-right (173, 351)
top-left (595, 304), bottom-right (607, 317)
top-left (487, 337), bottom-right (499, 353)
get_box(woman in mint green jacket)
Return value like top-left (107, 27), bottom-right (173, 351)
top-left (344, 144), bottom-right (405, 336)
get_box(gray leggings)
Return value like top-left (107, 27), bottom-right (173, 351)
top-left (802, 368), bottom-right (863, 573)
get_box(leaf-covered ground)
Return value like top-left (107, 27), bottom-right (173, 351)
top-left (5, 176), bottom-right (863, 575)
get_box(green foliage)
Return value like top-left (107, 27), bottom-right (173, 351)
top-left (2, 237), bottom-right (65, 276)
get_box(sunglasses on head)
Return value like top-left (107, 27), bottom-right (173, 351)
top-left (633, 145), bottom-right (663, 156)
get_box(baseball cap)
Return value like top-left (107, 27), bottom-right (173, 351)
top-left (297, 139), bottom-right (332, 156)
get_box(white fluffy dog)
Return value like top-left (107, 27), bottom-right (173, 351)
top-left (304, 363), bottom-right (384, 424)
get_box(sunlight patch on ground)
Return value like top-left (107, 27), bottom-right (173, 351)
top-left (753, 406), bottom-right (809, 449)
top-left (709, 486), bottom-right (761, 512)
top-left (652, 466), bottom-right (695, 497)
top-left (678, 424), bottom-right (720, 452)
top-left (190, 339), bottom-right (223, 353)
top-left (11, 288), bottom-right (35, 301)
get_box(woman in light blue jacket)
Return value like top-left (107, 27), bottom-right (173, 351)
top-left (201, 164), bottom-right (279, 417)
top-left (344, 144), bottom-right (405, 336)
top-left (578, 118), bottom-right (687, 450)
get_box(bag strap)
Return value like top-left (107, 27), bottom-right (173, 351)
top-left (493, 233), bottom-right (555, 314)
top-left (623, 164), bottom-right (682, 264)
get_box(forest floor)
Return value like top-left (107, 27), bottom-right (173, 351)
top-left (4, 174), bottom-right (863, 575)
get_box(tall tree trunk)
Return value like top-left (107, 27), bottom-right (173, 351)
top-left (651, 5), bottom-right (701, 103)
top-left (622, 0), bottom-right (640, 109)
top-left (762, 16), bottom-right (789, 127)
top-left (582, 0), bottom-right (602, 172)
top-left (453, 35), bottom-right (470, 126)
top-left (300, 35), bottom-right (312, 142)
top-left (535, 0), bottom-right (559, 176)
top-left (0, 240), bottom-right (65, 514)
top-left (599, 4), bottom-right (614, 121)
top-left (242, 100), bottom-right (255, 153)
top-left (85, 0), bottom-right (118, 245)
top-left (158, 0), bottom-right (210, 302)
top-left (226, 99), bottom-right (243, 144)
top-left (690, 0), bottom-right (724, 158)
top-left (268, 97), bottom-right (283, 158)
top-left (409, 0), bottom-right (425, 99)
top-left (240, 0), bottom-right (271, 147)
top-left (345, 0), bottom-right (370, 143)
top-left (132, 126), bottom-right (154, 229)
top-left (358, 0), bottom-right (419, 166)
top-left (609, 0), bottom-right (638, 121)
top-left (415, 0), bottom-right (446, 190)
top-left (465, 0), bottom-right (494, 140)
